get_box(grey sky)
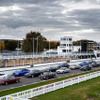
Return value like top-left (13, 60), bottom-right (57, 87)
top-left (0, 0), bottom-right (100, 41)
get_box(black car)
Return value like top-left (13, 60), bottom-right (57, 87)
top-left (25, 70), bottom-right (42, 78)
top-left (80, 65), bottom-right (92, 71)
top-left (57, 63), bottom-right (70, 69)
top-left (44, 67), bottom-right (57, 72)
top-left (88, 60), bottom-right (95, 64)
top-left (91, 61), bottom-right (100, 67)
top-left (40, 72), bottom-right (56, 80)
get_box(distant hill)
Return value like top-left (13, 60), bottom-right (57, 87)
top-left (0, 39), bottom-right (22, 41)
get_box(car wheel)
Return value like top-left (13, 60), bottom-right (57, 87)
top-left (63, 71), bottom-right (64, 74)
top-left (5, 82), bottom-right (8, 85)
top-left (16, 80), bottom-right (19, 83)
top-left (40, 77), bottom-right (43, 80)
top-left (46, 77), bottom-right (48, 80)
top-left (54, 75), bottom-right (56, 78)
top-left (31, 75), bottom-right (34, 78)
top-left (19, 74), bottom-right (21, 76)
top-left (13, 74), bottom-right (16, 76)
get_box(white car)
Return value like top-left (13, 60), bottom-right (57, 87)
top-left (75, 64), bottom-right (82, 69)
top-left (70, 64), bottom-right (81, 69)
top-left (69, 65), bottom-right (77, 69)
top-left (56, 67), bottom-right (70, 74)
top-left (0, 74), bottom-right (8, 79)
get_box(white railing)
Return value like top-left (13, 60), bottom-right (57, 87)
top-left (0, 71), bottom-right (100, 100)
top-left (0, 52), bottom-right (95, 60)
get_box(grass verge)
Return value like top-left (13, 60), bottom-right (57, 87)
top-left (32, 77), bottom-right (100, 100)
top-left (0, 69), bottom-right (100, 97)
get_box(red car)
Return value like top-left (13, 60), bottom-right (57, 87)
top-left (0, 75), bottom-right (21, 85)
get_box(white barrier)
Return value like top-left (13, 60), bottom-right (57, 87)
top-left (0, 52), bottom-right (95, 60)
top-left (0, 71), bottom-right (100, 100)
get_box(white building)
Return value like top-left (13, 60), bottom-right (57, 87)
top-left (73, 46), bottom-right (81, 52)
top-left (57, 36), bottom-right (73, 55)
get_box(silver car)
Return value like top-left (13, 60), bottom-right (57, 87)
top-left (56, 67), bottom-right (70, 74)
top-left (69, 65), bottom-right (77, 69)
top-left (0, 74), bottom-right (8, 79)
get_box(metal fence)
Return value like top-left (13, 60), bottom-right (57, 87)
top-left (0, 71), bottom-right (100, 100)
top-left (0, 52), bottom-right (95, 60)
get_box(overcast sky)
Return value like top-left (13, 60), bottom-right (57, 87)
top-left (0, 0), bottom-right (100, 41)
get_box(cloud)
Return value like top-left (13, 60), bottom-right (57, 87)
top-left (0, 0), bottom-right (100, 42)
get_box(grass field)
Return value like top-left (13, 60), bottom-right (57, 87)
top-left (32, 77), bottom-right (100, 100)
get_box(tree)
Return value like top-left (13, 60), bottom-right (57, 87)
top-left (4, 40), bottom-right (17, 51)
top-left (45, 41), bottom-right (60, 50)
top-left (22, 31), bottom-right (47, 52)
top-left (0, 41), bottom-right (5, 52)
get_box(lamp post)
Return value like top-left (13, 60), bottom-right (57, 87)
top-left (48, 40), bottom-right (51, 64)
top-left (32, 38), bottom-right (34, 67)
top-left (80, 40), bottom-right (81, 59)
top-left (17, 40), bottom-right (20, 56)
top-left (36, 36), bottom-right (41, 58)
top-left (0, 41), bottom-right (1, 53)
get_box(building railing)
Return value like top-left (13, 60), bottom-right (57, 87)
top-left (0, 71), bottom-right (100, 100)
top-left (0, 52), bottom-right (95, 60)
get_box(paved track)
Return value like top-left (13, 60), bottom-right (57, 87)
top-left (0, 66), bottom-right (100, 91)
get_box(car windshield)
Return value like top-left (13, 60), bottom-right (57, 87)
top-left (60, 67), bottom-right (66, 70)
top-left (0, 74), bottom-right (5, 76)
top-left (17, 69), bottom-right (27, 72)
top-left (30, 70), bottom-right (38, 73)
top-left (71, 65), bottom-right (76, 66)
top-left (3, 76), bottom-right (15, 79)
top-left (0, 77), bottom-right (5, 79)
top-left (43, 72), bottom-right (49, 75)
top-left (49, 67), bottom-right (55, 69)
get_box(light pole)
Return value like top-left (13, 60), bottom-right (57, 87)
top-left (48, 40), bottom-right (51, 63)
top-left (0, 41), bottom-right (1, 53)
top-left (80, 40), bottom-right (82, 59)
top-left (17, 40), bottom-right (20, 56)
top-left (36, 36), bottom-right (41, 58)
top-left (32, 38), bottom-right (34, 67)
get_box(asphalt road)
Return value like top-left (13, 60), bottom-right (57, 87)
top-left (0, 66), bottom-right (100, 92)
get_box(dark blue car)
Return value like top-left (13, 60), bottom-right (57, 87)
top-left (79, 62), bottom-right (88, 66)
top-left (13, 69), bottom-right (30, 76)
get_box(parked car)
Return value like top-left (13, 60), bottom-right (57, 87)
top-left (0, 74), bottom-right (8, 79)
top-left (40, 72), bottom-right (56, 80)
top-left (0, 75), bottom-right (21, 85)
top-left (44, 67), bottom-right (57, 72)
top-left (77, 62), bottom-right (89, 68)
top-left (80, 64), bottom-right (92, 71)
top-left (57, 63), bottom-right (70, 69)
top-left (88, 60), bottom-right (96, 64)
top-left (25, 69), bottom-right (42, 78)
top-left (91, 61), bottom-right (100, 67)
top-left (69, 65), bottom-right (78, 70)
top-left (56, 67), bottom-right (70, 74)
top-left (80, 62), bottom-right (88, 66)
top-left (12, 68), bottom-right (30, 76)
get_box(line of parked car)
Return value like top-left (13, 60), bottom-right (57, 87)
top-left (70, 60), bottom-right (100, 71)
top-left (0, 60), bottom-right (100, 85)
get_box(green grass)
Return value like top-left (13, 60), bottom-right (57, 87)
top-left (0, 69), bottom-right (100, 97)
top-left (32, 77), bottom-right (100, 100)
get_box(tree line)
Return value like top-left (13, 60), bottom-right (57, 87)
top-left (0, 31), bottom-right (60, 53)
top-left (0, 31), bottom-right (97, 53)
